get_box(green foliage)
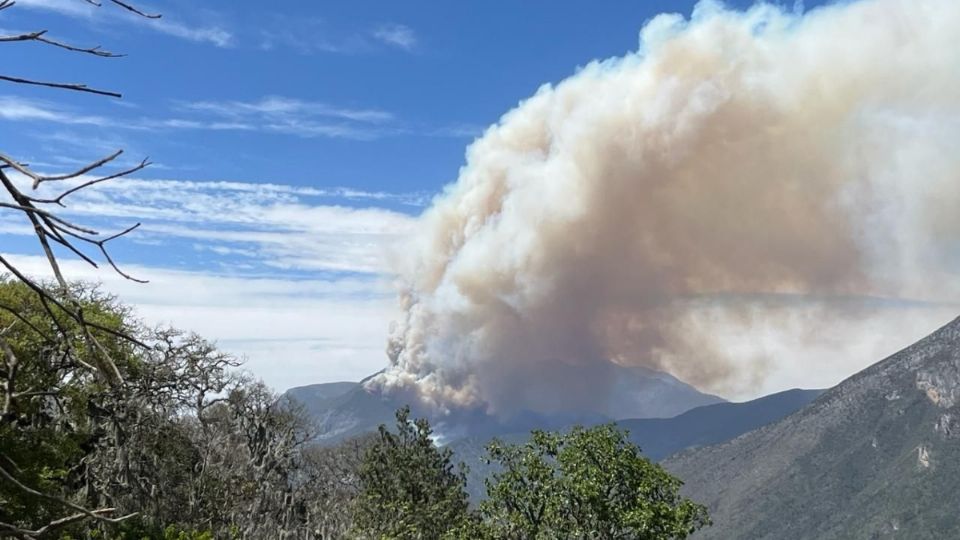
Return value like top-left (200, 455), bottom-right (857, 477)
top-left (161, 525), bottom-right (216, 540)
top-left (69, 521), bottom-right (218, 540)
top-left (1, 278), bottom-right (342, 538)
top-left (459, 424), bottom-right (710, 540)
top-left (0, 279), bottom-right (135, 528)
top-left (352, 406), bottom-right (470, 539)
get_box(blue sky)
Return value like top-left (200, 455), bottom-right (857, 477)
top-left (0, 0), bottom-right (830, 392)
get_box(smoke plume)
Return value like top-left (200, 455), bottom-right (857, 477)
top-left (368, 0), bottom-right (960, 416)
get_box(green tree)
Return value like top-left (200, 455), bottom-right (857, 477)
top-left (352, 406), bottom-right (470, 539)
top-left (0, 279), bottom-right (139, 534)
top-left (458, 424), bottom-right (710, 540)
top-left (0, 278), bottom-right (353, 538)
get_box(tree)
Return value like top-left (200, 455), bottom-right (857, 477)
top-left (0, 279), bottom-right (143, 537)
top-left (1, 5), bottom-right (386, 538)
top-left (458, 424), bottom-right (710, 540)
top-left (352, 406), bottom-right (470, 539)
top-left (0, 278), bottom-right (370, 538)
top-left (0, 2), bottom-right (171, 534)
top-left (298, 433), bottom-right (377, 539)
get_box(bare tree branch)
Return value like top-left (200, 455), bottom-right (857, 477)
top-left (108, 0), bottom-right (161, 19)
top-left (0, 301), bottom-right (54, 341)
top-left (0, 203), bottom-right (98, 234)
top-left (0, 0), bottom-right (166, 532)
top-left (0, 460), bottom-right (138, 526)
top-left (0, 154), bottom-right (151, 287)
top-left (0, 150), bottom-right (125, 186)
top-left (0, 335), bottom-right (18, 419)
top-left (0, 508), bottom-right (123, 539)
top-left (32, 158), bottom-right (151, 201)
top-left (0, 30), bottom-right (123, 57)
top-left (0, 75), bottom-right (122, 98)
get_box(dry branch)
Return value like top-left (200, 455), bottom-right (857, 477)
top-left (0, 74), bottom-right (122, 98)
top-left (0, 30), bottom-right (123, 57)
top-left (0, 0), bottom-right (165, 533)
top-left (108, 0), bottom-right (161, 19)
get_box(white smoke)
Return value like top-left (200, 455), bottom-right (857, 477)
top-left (367, 0), bottom-right (960, 416)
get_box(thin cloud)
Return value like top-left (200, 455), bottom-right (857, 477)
top-left (148, 19), bottom-right (233, 48)
top-left (4, 254), bottom-right (399, 390)
top-left (4, 95), bottom-right (479, 141)
top-left (4, 170), bottom-right (422, 274)
top-left (0, 96), bottom-right (110, 126)
top-left (259, 18), bottom-right (369, 55)
top-left (259, 17), bottom-right (418, 55)
top-left (181, 96), bottom-right (394, 124)
top-left (372, 23), bottom-right (417, 51)
top-left (0, 170), bottom-right (412, 387)
top-left (1, 94), bottom-right (400, 140)
top-left (173, 96), bottom-right (396, 139)
top-left (426, 123), bottom-right (487, 139)
top-left (150, 118), bottom-right (256, 131)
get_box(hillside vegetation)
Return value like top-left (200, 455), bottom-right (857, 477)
top-left (666, 317), bottom-right (960, 539)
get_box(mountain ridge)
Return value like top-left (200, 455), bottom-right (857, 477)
top-left (665, 315), bottom-right (960, 539)
top-left (285, 365), bottom-right (726, 444)
top-left (450, 387), bottom-right (822, 500)
top-left (618, 387), bottom-right (822, 460)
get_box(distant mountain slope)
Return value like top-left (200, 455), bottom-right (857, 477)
top-left (284, 366), bottom-right (725, 444)
top-left (605, 365), bottom-right (726, 419)
top-left (285, 381), bottom-right (356, 413)
top-left (284, 373), bottom-right (399, 444)
top-left (665, 316), bottom-right (960, 540)
top-left (450, 388), bottom-right (820, 500)
top-left (619, 388), bottom-right (822, 461)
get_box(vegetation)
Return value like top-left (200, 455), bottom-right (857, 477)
top-left (349, 407), bottom-right (708, 540)
top-left (352, 407), bottom-right (470, 539)
top-left (0, 1), bottom-right (185, 532)
top-left (0, 279), bottom-right (373, 538)
top-left (450, 425), bottom-right (710, 540)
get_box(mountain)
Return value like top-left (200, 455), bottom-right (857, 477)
top-left (449, 387), bottom-right (821, 500)
top-left (665, 316), bottom-right (960, 540)
top-left (286, 367), bottom-right (822, 503)
top-left (605, 365), bottom-right (726, 419)
top-left (284, 373), bottom-right (400, 443)
top-left (284, 381), bottom-right (356, 410)
top-left (618, 388), bottom-right (822, 461)
top-left (284, 365), bottom-right (725, 444)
